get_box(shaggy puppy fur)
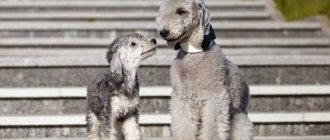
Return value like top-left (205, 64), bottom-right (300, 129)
top-left (156, 0), bottom-right (255, 140)
top-left (86, 33), bottom-right (157, 140)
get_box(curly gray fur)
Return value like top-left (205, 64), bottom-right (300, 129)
top-left (86, 33), bottom-right (157, 140)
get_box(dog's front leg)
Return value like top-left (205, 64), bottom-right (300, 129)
top-left (170, 95), bottom-right (199, 140)
top-left (105, 117), bottom-right (124, 140)
top-left (230, 113), bottom-right (255, 140)
top-left (122, 115), bottom-right (142, 140)
top-left (87, 112), bottom-right (101, 140)
top-left (200, 90), bottom-right (230, 140)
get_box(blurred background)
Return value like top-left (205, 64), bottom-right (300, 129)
top-left (0, 0), bottom-right (329, 139)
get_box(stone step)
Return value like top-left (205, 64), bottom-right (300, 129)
top-left (0, 38), bottom-right (328, 48)
top-left (3, 136), bottom-right (330, 140)
top-left (0, 85), bottom-right (329, 115)
top-left (2, 66), bottom-right (328, 87)
top-left (3, 47), bottom-right (330, 56)
top-left (1, 48), bottom-right (330, 86)
top-left (2, 85), bottom-right (330, 98)
top-left (1, 112), bottom-right (329, 125)
top-left (0, 11), bottom-right (271, 21)
top-left (0, 113), bottom-right (329, 137)
top-left (0, 21), bottom-right (321, 31)
top-left (0, 1), bottom-right (267, 12)
top-left (1, 48), bottom-right (330, 67)
top-left (0, 1), bottom-right (266, 8)
top-left (2, 97), bottom-right (328, 115)
top-left (1, 22), bottom-right (318, 30)
top-left (0, 22), bottom-right (322, 38)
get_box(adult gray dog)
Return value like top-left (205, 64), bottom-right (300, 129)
top-left (86, 33), bottom-right (157, 140)
top-left (156, 0), bottom-right (255, 139)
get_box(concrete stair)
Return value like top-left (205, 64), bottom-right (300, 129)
top-left (1, 86), bottom-right (330, 115)
top-left (0, 0), bottom-right (330, 139)
top-left (2, 136), bottom-right (330, 140)
top-left (0, 88), bottom-right (330, 137)
top-left (0, 1), bottom-right (267, 12)
top-left (0, 11), bottom-right (272, 21)
top-left (0, 38), bottom-right (329, 47)
top-left (0, 113), bottom-right (329, 137)
top-left (0, 21), bottom-right (325, 38)
top-left (1, 48), bottom-right (330, 87)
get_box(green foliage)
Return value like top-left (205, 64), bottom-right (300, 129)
top-left (275, 0), bottom-right (330, 21)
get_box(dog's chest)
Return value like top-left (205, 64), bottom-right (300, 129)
top-left (111, 94), bottom-right (139, 117)
top-left (173, 49), bottom-right (225, 98)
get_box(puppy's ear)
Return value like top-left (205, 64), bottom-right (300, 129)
top-left (109, 52), bottom-right (123, 83)
top-left (107, 38), bottom-right (123, 83)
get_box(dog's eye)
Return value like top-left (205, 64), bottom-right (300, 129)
top-left (130, 42), bottom-right (136, 47)
top-left (176, 8), bottom-right (189, 16)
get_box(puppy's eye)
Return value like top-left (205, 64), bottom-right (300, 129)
top-left (176, 8), bottom-right (189, 16)
top-left (130, 42), bottom-right (136, 47)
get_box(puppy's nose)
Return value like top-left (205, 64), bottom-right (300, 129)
top-left (160, 29), bottom-right (170, 38)
top-left (151, 39), bottom-right (157, 44)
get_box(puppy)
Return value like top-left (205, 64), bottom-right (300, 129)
top-left (86, 33), bottom-right (157, 140)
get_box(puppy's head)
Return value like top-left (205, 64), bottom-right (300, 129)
top-left (107, 33), bottom-right (157, 81)
top-left (156, 0), bottom-right (209, 45)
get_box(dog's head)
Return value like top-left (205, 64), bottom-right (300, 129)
top-left (106, 33), bottom-right (157, 82)
top-left (156, 0), bottom-right (210, 45)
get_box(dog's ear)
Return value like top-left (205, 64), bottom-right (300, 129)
top-left (107, 39), bottom-right (123, 83)
top-left (109, 52), bottom-right (123, 83)
top-left (201, 4), bottom-right (210, 31)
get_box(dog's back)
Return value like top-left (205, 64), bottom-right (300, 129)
top-left (86, 72), bottom-right (115, 137)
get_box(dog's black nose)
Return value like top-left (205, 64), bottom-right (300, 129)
top-left (151, 39), bottom-right (157, 44)
top-left (160, 29), bottom-right (170, 38)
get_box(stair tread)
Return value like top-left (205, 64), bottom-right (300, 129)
top-left (0, 21), bottom-right (321, 30)
top-left (0, 11), bottom-right (270, 20)
top-left (1, 46), bottom-right (330, 67)
top-left (0, 85), bottom-right (330, 98)
top-left (2, 136), bottom-right (330, 140)
top-left (2, 48), bottom-right (330, 56)
top-left (0, 38), bottom-right (328, 46)
top-left (0, 112), bottom-right (330, 126)
top-left (0, 1), bottom-right (266, 8)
